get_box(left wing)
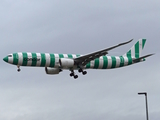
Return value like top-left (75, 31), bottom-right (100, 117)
top-left (74, 39), bottom-right (133, 66)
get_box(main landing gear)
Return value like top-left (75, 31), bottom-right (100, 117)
top-left (78, 68), bottom-right (87, 75)
top-left (69, 68), bottom-right (87, 79)
top-left (70, 70), bottom-right (78, 79)
top-left (17, 66), bottom-right (21, 72)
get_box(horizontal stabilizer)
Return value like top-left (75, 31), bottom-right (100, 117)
top-left (133, 54), bottom-right (154, 63)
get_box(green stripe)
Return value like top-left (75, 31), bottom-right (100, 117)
top-left (94, 58), bottom-right (99, 69)
top-left (22, 52), bottom-right (28, 66)
top-left (76, 54), bottom-right (80, 57)
top-left (119, 56), bottom-right (124, 67)
top-left (59, 54), bottom-right (64, 58)
top-left (111, 56), bottom-right (116, 68)
top-left (68, 54), bottom-right (73, 58)
top-left (40, 53), bottom-right (46, 66)
top-left (13, 53), bottom-right (18, 65)
top-left (50, 54), bottom-right (55, 67)
top-left (135, 41), bottom-right (139, 58)
top-left (86, 62), bottom-right (90, 68)
top-left (31, 53), bottom-right (37, 66)
top-left (4, 56), bottom-right (8, 62)
top-left (128, 57), bottom-right (132, 65)
top-left (127, 50), bottom-right (132, 65)
top-left (102, 56), bottom-right (108, 69)
top-left (6, 57), bottom-right (9, 62)
top-left (142, 39), bottom-right (146, 49)
top-left (127, 50), bottom-right (131, 58)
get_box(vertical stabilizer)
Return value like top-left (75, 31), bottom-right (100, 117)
top-left (123, 39), bottom-right (146, 58)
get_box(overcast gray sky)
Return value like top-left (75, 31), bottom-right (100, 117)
top-left (0, 0), bottom-right (160, 120)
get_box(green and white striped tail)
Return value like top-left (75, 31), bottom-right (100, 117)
top-left (123, 39), bottom-right (146, 58)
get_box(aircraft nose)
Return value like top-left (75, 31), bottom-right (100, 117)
top-left (3, 56), bottom-right (8, 62)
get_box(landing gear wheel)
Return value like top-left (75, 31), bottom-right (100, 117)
top-left (70, 73), bottom-right (74, 77)
top-left (70, 70), bottom-right (78, 79)
top-left (78, 69), bottom-right (82, 73)
top-left (17, 69), bottom-right (21, 72)
top-left (82, 71), bottom-right (87, 75)
top-left (74, 75), bottom-right (78, 79)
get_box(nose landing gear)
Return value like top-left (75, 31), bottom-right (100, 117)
top-left (17, 66), bottom-right (21, 72)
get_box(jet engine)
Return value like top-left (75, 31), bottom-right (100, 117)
top-left (59, 58), bottom-right (75, 68)
top-left (45, 67), bottom-right (62, 75)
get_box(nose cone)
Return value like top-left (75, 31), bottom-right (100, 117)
top-left (3, 56), bottom-right (8, 62)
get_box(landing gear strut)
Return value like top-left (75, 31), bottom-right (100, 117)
top-left (70, 70), bottom-right (78, 79)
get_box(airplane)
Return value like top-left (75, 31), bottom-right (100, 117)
top-left (3, 39), bottom-right (153, 79)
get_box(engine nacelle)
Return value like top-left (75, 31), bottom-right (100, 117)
top-left (59, 58), bottom-right (75, 68)
top-left (45, 67), bottom-right (62, 75)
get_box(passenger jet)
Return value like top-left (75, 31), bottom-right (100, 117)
top-left (3, 39), bottom-right (153, 79)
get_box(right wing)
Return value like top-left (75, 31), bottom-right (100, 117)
top-left (74, 39), bottom-right (133, 66)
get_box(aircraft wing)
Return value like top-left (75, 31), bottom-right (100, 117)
top-left (74, 39), bottom-right (133, 66)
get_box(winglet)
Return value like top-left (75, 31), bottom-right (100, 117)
top-left (119, 39), bottom-right (133, 46)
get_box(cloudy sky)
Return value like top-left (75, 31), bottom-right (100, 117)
top-left (0, 0), bottom-right (160, 120)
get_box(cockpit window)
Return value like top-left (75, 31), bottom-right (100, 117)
top-left (8, 55), bottom-right (12, 57)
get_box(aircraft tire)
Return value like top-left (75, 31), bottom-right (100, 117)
top-left (17, 69), bottom-right (21, 72)
top-left (70, 73), bottom-right (74, 77)
top-left (78, 69), bottom-right (82, 73)
top-left (74, 75), bottom-right (78, 79)
top-left (82, 71), bottom-right (87, 75)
